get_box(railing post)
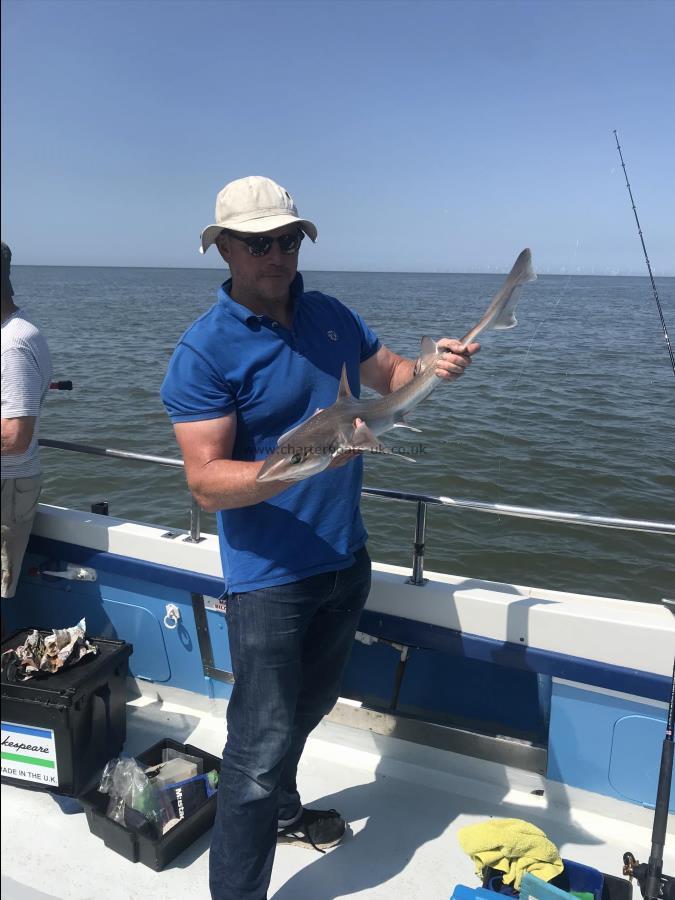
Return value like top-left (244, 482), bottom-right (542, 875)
top-left (184, 496), bottom-right (204, 544)
top-left (407, 500), bottom-right (428, 586)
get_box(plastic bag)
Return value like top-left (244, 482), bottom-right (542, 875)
top-left (98, 757), bottom-right (170, 829)
top-left (1, 618), bottom-right (98, 682)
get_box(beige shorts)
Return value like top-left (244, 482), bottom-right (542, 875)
top-left (1, 475), bottom-right (42, 599)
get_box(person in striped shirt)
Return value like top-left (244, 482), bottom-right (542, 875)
top-left (1, 241), bottom-right (53, 599)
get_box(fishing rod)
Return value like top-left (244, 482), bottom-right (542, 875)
top-left (623, 616), bottom-right (675, 900)
top-left (613, 130), bottom-right (675, 379)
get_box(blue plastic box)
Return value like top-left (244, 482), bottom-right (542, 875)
top-left (451, 888), bottom-right (496, 900)
top-left (557, 858), bottom-right (604, 900)
top-left (451, 857), bottom-right (603, 900)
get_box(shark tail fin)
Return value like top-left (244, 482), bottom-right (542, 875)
top-left (459, 248), bottom-right (537, 348)
top-left (491, 249), bottom-right (537, 330)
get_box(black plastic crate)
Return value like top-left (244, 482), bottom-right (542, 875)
top-left (1, 629), bottom-right (132, 797)
top-left (602, 874), bottom-right (633, 900)
top-left (80, 738), bottom-right (221, 871)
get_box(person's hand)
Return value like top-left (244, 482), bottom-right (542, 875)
top-left (434, 339), bottom-right (480, 381)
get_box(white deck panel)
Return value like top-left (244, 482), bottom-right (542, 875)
top-left (30, 504), bottom-right (675, 676)
top-left (2, 690), bottom-right (672, 900)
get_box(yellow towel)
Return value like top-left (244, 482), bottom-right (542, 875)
top-left (457, 818), bottom-right (564, 890)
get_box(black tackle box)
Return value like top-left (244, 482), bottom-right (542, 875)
top-left (1, 630), bottom-right (132, 796)
top-left (80, 738), bottom-right (221, 871)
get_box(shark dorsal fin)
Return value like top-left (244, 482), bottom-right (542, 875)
top-left (414, 336), bottom-right (438, 375)
top-left (421, 336), bottom-right (437, 356)
top-left (337, 364), bottom-right (353, 400)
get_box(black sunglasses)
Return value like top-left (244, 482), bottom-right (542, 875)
top-left (225, 229), bottom-right (304, 257)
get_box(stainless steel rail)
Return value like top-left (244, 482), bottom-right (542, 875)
top-left (37, 438), bottom-right (208, 541)
top-left (39, 438), bottom-right (675, 585)
top-left (361, 486), bottom-right (675, 584)
top-left (40, 439), bottom-right (185, 468)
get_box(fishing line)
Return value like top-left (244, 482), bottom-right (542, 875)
top-left (439, 251), bottom-right (575, 520)
top-left (613, 129), bottom-right (675, 378)
top-left (490, 262), bottom-right (574, 510)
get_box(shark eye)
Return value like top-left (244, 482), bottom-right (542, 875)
top-left (290, 453), bottom-right (303, 465)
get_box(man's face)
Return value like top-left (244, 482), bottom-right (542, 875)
top-left (216, 224), bottom-right (302, 304)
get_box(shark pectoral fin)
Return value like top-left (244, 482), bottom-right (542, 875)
top-left (344, 421), bottom-right (416, 463)
top-left (392, 422), bottom-right (422, 433)
top-left (351, 443), bottom-right (416, 462)
top-left (348, 420), bottom-right (382, 453)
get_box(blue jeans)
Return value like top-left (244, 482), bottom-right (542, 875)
top-left (209, 546), bottom-right (371, 900)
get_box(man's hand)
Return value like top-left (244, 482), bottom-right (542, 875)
top-left (1, 416), bottom-right (36, 455)
top-left (433, 339), bottom-right (480, 381)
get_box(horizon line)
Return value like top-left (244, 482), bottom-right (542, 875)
top-left (12, 264), bottom-right (674, 278)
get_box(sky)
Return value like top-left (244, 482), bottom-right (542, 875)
top-left (1, 0), bottom-right (674, 275)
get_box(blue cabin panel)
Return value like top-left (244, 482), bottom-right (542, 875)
top-left (547, 678), bottom-right (673, 811)
top-left (340, 638), bottom-right (402, 708)
top-left (8, 548), bottom-right (230, 697)
top-left (396, 646), bottom-right (548, 742)
top-left (609, 714), bottom-right (674, 808)
top-left (341, 627), bottom-right (548, 743)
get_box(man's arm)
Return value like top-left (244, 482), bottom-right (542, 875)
top-left (174, 414), bottom-right (291, 513)
top-left (360, 340), bottom-right (480, 395)
top-left (1, 343), bottom-right (46, 455)
top-left (1, 416), bottom-right (36, 456)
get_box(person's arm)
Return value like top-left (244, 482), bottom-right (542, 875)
top-left (360, 340), bottom-right (480, 395)
top-left (0, 416), bottom-right (36, 455)
top-left (173, 414), bottom-right (292, 512)
top-left (1, 344), bottom-right (42, 455)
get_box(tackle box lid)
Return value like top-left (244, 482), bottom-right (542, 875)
top-left (1, 629), bottom-right (133, 705)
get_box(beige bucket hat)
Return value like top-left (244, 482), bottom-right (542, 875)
top-left (200, 176), bottom-right (318, 254)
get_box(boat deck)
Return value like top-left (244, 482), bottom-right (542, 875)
top-left (2, 685), bottom-right (671, 900)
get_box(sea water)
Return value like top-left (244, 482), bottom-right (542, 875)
top-left (11, 265), bottom-right (674, 603)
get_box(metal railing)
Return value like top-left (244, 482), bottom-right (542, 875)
top-left (39, 438), bottom-right (675, 586)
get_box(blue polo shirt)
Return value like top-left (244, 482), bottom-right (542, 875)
top-left (160, 273), bottom-right (380, 594)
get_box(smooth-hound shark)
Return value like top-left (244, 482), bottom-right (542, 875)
top-left (257, 248), bottom-right (536, 484)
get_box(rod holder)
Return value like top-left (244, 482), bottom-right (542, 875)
top-left (408, 500), bottom-right (428, 586)
top-left (184, 496), bottom-right (205, 544)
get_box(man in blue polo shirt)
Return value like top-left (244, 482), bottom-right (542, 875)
top-left (160, 176), bottom-right (479, 900)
